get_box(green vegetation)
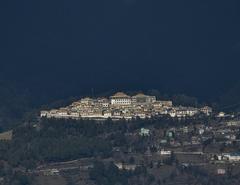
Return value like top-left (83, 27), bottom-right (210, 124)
top-left (0, 115), bottom-right (211, 170)
top-left (89, 161), bottom-right (151, 185)
top-left (0, 84), bottom-right (33, 131)
top-left (0, 119), bottom-right (114, 168)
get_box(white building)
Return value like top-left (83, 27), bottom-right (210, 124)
top-left (103, 110), bottom-right (112, 118)
top-left (223, 153), bottom-right (240, 161)
top-left (217, 112), bottom-right (226, 118)
top-left (110, 92), bottom-right (132, 106)
top-left (159, 101), bottom-right (173, 107)
top-left (139, 128), bottom-right (150, 136)
top-left (169, 107), bottom-right (199, 117)
top-left (159, 149), bottom-right (172, 155)
top-left (217, 169), bottom-right (226, 175)
top-left (40, 111), bottom-right (48, 117)
top-left (200, 106), bottom-right (212, 115)
top-left (97, 98), bottom-right (110, 108)
top-left (132, 93), bottom-right (156, 105)
top-left (81, 97), bottom-right (93, 105)
top-left (114, 163), bottom-right (137, 171)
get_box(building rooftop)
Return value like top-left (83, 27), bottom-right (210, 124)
top-left (133, 93), bottom-right (147, 97)
top-left (81, 97), bottom-right (92, 101)
top-left (111, 92), bottom-right (130, 98)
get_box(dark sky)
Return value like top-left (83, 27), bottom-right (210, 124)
top-left (1, 0), bottom-right (240, 100)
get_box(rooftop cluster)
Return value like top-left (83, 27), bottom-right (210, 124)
top-left (40, 92), bottom-right (212, 120)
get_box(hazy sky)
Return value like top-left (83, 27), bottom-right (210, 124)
top-left (1, 0), bottom-right (240, 99)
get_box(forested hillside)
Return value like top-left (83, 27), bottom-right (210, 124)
top-left (0, 82), bottom-right (33, 131)
top-left (219, 82), bottom-right (240, 112)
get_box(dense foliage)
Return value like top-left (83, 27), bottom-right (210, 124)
top-left (0, 119), bottom-right (116, 168)
top-left (0, 115), bottom-right (212, 170)
top-left (89, 161), bottom-right (151, 185)
top-left (0, 84), bottom-right (34, 131)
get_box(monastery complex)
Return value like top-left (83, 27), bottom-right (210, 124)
top-left (40, 92), bottom-right (212, 120)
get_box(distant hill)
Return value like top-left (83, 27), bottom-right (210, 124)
top-left (1, 78), bottom-right (240, 130)
top-left (0, 82), bottom-right (34, 130)
top-left (218, 82), bottom-right (240, 112)
top-left (0, 81), bottom-right (80, 131)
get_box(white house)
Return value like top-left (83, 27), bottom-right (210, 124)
top-left (159, 149), bottom-right (172, 155)
top-left (103, 111), bottom-right (112, 118)
top-left (200, 106), bottom-right (213, 115)
top-left (223, 153), bottom-right (240, 161)
top-left (114, 163), bottom-right (137, 171)
top-left (40, 111), bottom-right (48, 117)
top-left (139, 128), bottom-right (150, 136)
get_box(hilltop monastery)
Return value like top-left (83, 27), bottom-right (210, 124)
top-left (40, 92), bottom-right (212, 120)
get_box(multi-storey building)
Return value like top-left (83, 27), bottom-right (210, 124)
top-left (132, 93), bottom-right (156, 105)
top-left (110, 92), bottom-right (132, 106)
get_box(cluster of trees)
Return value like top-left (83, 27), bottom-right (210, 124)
top-left (0, 119), bottom-right (114, 169)
top-left (90, 156), bottom-right (240, 185)
top-left (89, 161), bottom-right (155, 185)
top-left (0, 115), bottom-right (214, 169)
top-left (218, 82), bottom-right (240, 112)
top-left (0, 84), bottom-right (34, 131)
top-left (0, 82), bottom-right (86, 132)
top-left (89, 161), bottom-right (130, 185)
top-left (181, 165), bottom-right (240, 185)
top-left (0, 161), bottom-right (32, 185)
